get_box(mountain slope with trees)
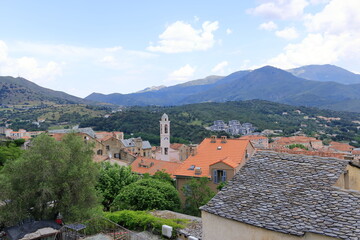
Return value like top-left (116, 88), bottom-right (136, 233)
top-left (85, 65), bottom-right (360, 112)
top-left (0, 76), bottom-right (98, 105)
top-left (288, 64), bottom-right (360, 84)
top-left (79, 100), bottom-right (360, 145)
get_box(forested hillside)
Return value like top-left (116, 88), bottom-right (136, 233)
top-left (80, 100), bottom-right (360, 145)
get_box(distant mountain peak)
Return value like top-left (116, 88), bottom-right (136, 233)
top-left (136, 85), bottom-right (166, 93)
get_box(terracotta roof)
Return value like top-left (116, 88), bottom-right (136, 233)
top-left (210, 157), bottom-right (238, 168)
top-left (239, 135), bottom-right (267, 140)
top-left (174, 138), bottom-right (250, 178)
top-left (329, 141), bottom-right (354, 152)
top-left (99, 135), bottom-right (114, 142)
top-left (170, 143), bottom-right (184, 150)
top-left (49, 133), bottom-right (65, 141)
top-left (273, 136), bottom-right (319, 145)
top-left (352, 150), bottom-right (360, 155)
top-left (93, 155), bottom-right (109, 163)
top-left (131, 157), bottom-right (181, 177)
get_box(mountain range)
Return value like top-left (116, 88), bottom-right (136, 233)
top-left (1, 64), bottom-right (360, 112)
top-left (0, 76), bottom-right (97, 105)
top-left (86, 64), bottom-right (360, 112)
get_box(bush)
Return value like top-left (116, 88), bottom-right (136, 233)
top-left (287, 144), bottom-right (308, 150)
top-left (104, 210), bottom-right (188, 236)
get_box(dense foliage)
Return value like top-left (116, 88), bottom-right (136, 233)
top-left (182, 177), bottom-right (216, 216)
top-left (112, 178), bottom-right (180, 211)
top-left (80, 100), bottom-right (360, 145)
top-left (105, 210), bottom-right (188, 236)
top-left (0, 134), bottom-right (100, 225)
top-left (97, 162), bottom-right (140, 210)
top-left (0, 139), bottom-right (24, 168)
top-left (287, 144), bottom-right (309, 150)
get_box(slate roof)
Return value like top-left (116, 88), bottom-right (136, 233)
top-left (48, 127), bottom-right (96, 138)
top-left (5, 220), bottom-right (61, 240)
top-left (120, 138), bottom-right (151, 149)
top-left (201, 151), bottom-right (360, 239)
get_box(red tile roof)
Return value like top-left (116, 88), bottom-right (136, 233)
top-left (170, 143), bottom-right (184, 150)
top-left (130, 157), bottom-right (182, 177)
top-left (240, 135), bottom-right (267, 140)
top-left (174, 138), bottom-right (250, 178)
top-left (329, 142), bottom-right (354, 152)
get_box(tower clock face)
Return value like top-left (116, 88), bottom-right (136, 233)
top-left (163, 137), bottom-right (169, 140)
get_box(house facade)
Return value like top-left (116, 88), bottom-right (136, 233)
top-left (174, 136), bottom-right (255, 203)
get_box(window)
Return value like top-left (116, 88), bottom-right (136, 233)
top-left (344, 170), bottom-right (350, 189)
top-left (106, 145), bottom-right (110, 150)
top-left (97, 149), bottom-right (103, 155)
top-left (114, 153), bottom-right (119, 158)
top-left (164, 147), bottom-right (168, 155)
top-left (164, 124), bottom-right (168, 134)
top-left (213, 170), bottom-right (227, 184)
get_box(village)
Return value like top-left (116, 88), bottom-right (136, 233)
top-left (1, 113), bottom-right (360, 240)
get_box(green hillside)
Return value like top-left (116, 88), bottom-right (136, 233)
top-left (79, 100), bottom-right (360, 146)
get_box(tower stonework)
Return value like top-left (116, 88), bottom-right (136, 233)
top-left (160, 113), bottom-right (170, 161)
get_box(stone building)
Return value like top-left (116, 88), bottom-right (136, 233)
top-left (201, 151), bottom-right (360, 240)
top-left (120, 137), bottom-right (152, 159)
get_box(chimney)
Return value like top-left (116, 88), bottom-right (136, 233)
top-left (210, 135), bottom-right (216, 143)
top-left (195, 167), bottom-right (202, 175)
top-left (191, 147), bottom-right (198, 156)
top-left (221, 136), bottom-right (227, 143)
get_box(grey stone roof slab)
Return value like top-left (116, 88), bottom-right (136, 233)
top-left (201, 151), bottom-right (360, 239)
top-left (48, 127), bottom-right (96, 138)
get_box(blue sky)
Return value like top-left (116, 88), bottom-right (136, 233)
top-left (0, 0), bottom-right (359, 97)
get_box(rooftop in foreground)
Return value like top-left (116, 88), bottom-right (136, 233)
top-left (201, 151), bottom-right (360, 239)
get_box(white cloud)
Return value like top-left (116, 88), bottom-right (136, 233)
top-left (211, 61), bottom-right (229, 74)
top-left (0, 40), bottom-right (62, 84)
top-left (305, 0), bottom-right (360, 34)
top-left (267, 33), bottom-right (360, 68)
top-left (194, 16), bottom-right (200, 22)
top-left (226, 28), bottom-right (233, 35)
top-left (0, 41), bottom-right (8, 62)
top-left (275, 27), bottom-right (299, 40)
top-left (266, 0), bottom-right (360, 68)
top-left (147, 20), bottom-right (219, 53)
top-left (259, 21), bottom-right (278, 31)
top-left (167, 64), bottom-right (196, 83)
top-left (309, 0), bottom-right (329, 5)
top-left (248, 0), bottom-right (309, 20)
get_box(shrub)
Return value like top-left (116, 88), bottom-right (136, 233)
top-left (104, 210), bottom-right (188, 236)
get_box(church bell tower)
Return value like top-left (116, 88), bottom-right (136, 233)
top-left (160, 113), bottom-right (170, 161)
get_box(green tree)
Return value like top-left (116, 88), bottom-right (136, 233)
top-left (112, 178), bottom-right (180, 211)
top-left (0, 134), bottom-right (100, 225)
top-left (0, 142), bottom-right (24, 168)
top-left (97, 162), bottom-right (140, 210)
top-left (152, 170), bottom-right (174, 185)
top-left (182, 177), bottom-right (216, 216)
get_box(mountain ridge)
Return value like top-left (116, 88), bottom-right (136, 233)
top-left (85, 65), bottom-right (360, 112)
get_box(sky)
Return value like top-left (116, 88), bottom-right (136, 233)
top-left (0, 0), bottom-right (359, 98)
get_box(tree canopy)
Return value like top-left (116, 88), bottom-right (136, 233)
top-left (182, 177), bottom-right (216, 216)
top-left (0, 134), bottom-right (100, 225)
top-left (97, 162), bottom-right (140, 210)
top-left (112, 178), bottom-right (180, 211)
top-left (0, 140), bottom-right (24, 169)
